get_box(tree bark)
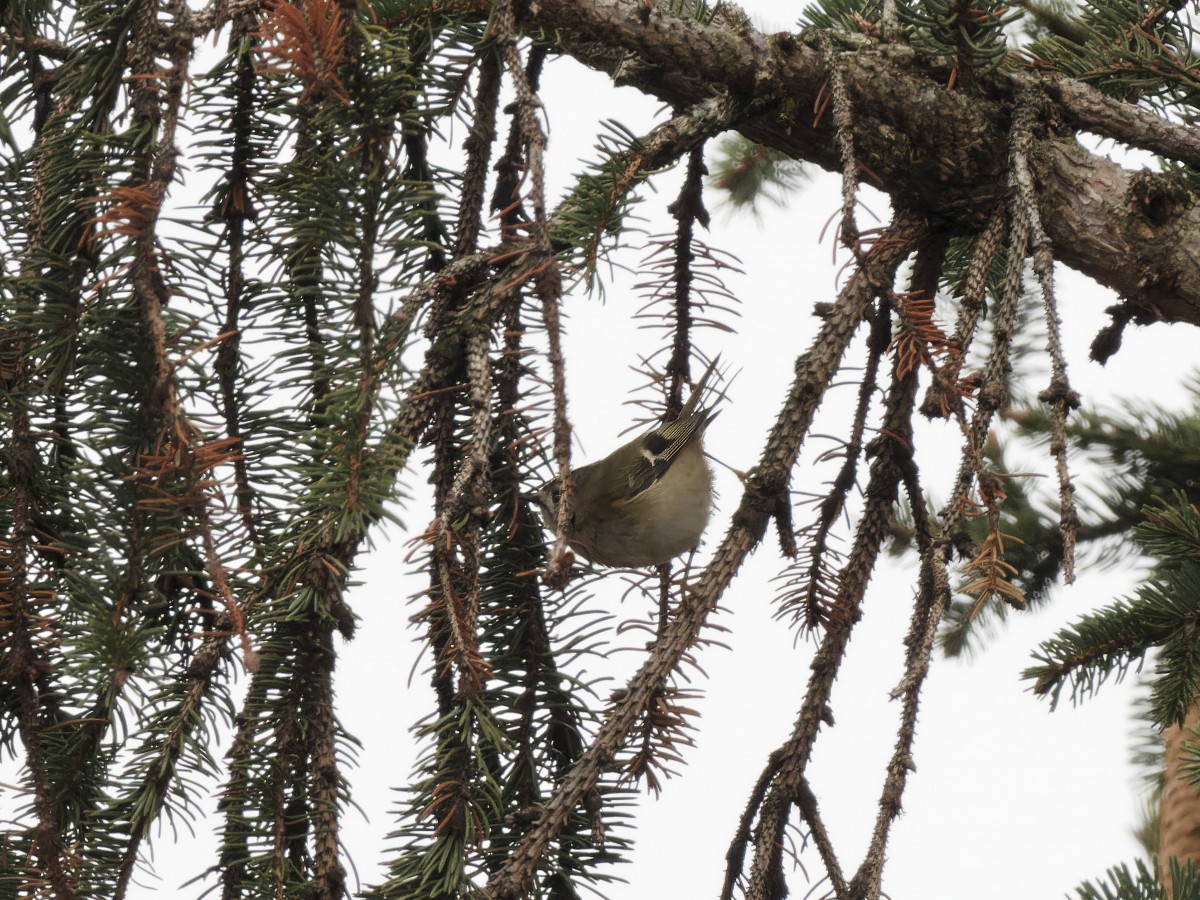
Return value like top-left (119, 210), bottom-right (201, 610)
top-left (523, 0), bottom-right (1200, 328)
top-left (1161, 700), bottom-right (1200, 891)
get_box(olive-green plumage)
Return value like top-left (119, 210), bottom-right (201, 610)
top-left (533, 360), bottom-right (719, 567)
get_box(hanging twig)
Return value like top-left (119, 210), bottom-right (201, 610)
top-left (1010, 90), bottom-right (1081, 583)
top-left (213, 11), bottom-right (267, 559)
top-left (936, 141), bottom-right (1035, 649)
top-left (780, 296), bottom-right (890, 631)
top-left (939, 205), bottom-right (1027, 548)
top-left (454, 47), bottom-right (503, 258)
top-left (486, 211), bottom-right (928, 900)
top-left (416, 36), bottom-right (506, 698)
top-left (491, 44), bottom-right (547, 230)
top-left (431, 331), bottom-right (496, 696)
top-left (1, 55), bottom-right (79, 900)
top-left (745, 348), bottom-right (923, 900)
top-left (920, 208), bottom-right (1006, 420)
top-left (666, 147), bottom-right (710, 411)
top-left (818, 31), bottom-right (862, 257)
top-left (740, 228), bottom-right (938, 897)
top-left (493, 0), bottom-right (574, 587)
top-left (848, 236), bottom-right (951, 900)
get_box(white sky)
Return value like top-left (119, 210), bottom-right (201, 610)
top-left (94, 1), bottom-right (1200, 897)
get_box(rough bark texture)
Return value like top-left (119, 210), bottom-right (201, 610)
top-left (523, 0), bottom-right (1200, 327)
top-left (1161, 700), bottom-right (1200, 891)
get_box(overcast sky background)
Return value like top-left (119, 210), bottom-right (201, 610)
top-left (64, 1), bottom-right (1198, 897)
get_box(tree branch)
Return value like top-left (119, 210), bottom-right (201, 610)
top-left (485, 211), bottom-right (928, 899)
top-left (523, 0), bottom-right (1200, 328)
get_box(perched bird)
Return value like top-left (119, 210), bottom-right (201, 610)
top-left (531, 360), bottom-right (720, 568)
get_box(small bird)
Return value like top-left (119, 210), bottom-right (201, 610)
top-left (530, 360), bottom-right (719, 568)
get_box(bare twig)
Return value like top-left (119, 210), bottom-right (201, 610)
top-left (818, 31), bottom-right (861, 256)
top-left (482, 211), bottom-right (928, 900)
top-left (784, 297), bottom-right (890, 631)
top-left (849, 237), bottom-right (950, 900)
top-left (743, 315), bottom-right (923, 900)
top-left (666, 147), bottom-right (709, 412)
top-left (1010, 91), bottom-right (1081, 583)
top-left (493, 1), bottom-right (575, 586)
top-left (454, 47), bottom-right (503, 257)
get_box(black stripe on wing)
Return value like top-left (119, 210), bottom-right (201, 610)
top-left (624, 410), bottom-right (715, 498)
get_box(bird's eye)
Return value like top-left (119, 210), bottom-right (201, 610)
top-left (550, 487), bottom-right (562, 503)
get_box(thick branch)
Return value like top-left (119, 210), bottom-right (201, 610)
top-left (523, 0), bottom-right (1200, 328)
top-left (1037, 138), bottom-right (1200, 328)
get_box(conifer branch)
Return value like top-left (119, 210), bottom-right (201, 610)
top-left (521, 0), bottom-right (1200, 326)
top-left (1030, 606), bottom-right (1190, 726)
top-left (1010, 92), bottom-right (1082, 584)
top-left (454, 46), bottom-right (502, 257)
top-left (1032, 73), bottom-right (1200, 165)
top-left (630, 150), bottom-right (703, 628)
top-left (740, 232), bottom-right (942, 899)
top-left (1, 355), bottom-right (74, 900)
top-left (746, 320), bottom-right (923, 900)
top-left (921, 208), bottom-right (1005, 420)
top-left (486, 211), bottom-right (928, 899)
top-left (308, 630), bottom-right (348, 899)
top-left (0, 27), bottom-right (77, 895)
top-left (797, 775), bottom-right (848, 895)
top-left (851, 235), bottom-right (949, 900)
top-left (490, 44), bottom-right (544, 233)
top-left (648, 146), bottom-right (709, 636)
top-left (9, 0), bottom-right (1200, 894)
top-left (933, 192), bottom-right (1029, 655)
top-left (665, 148), bottom-right (708, 414)
top-left (398, 27), bottom-right (452, 276)
top-left (428, 331), bottom-right (494, 696)
top-left (817, 30), bottom-right (861, 255)
top-left (855, 516), bottom-right (952, 897)
top-left (97, 5), bottom-right (263, 891)
top-left (778, 295), bottom-right (890, 631)
top-left (1010, 0), bottom-right (1090, 44)
top-left (213, 13), bottom-right (267, 557)
top-left (938, 187), bottom-right (1026, 554)
top-left (494, 2), bottom-right (574, 587)
top-left (724, 749), bottom-right (785, 900)
top-left (125, 0), bottom-right (192, 423)
top-left (745, 789), bottom-right (790, 900)
top-left (890, 427), bottom-right (951, 703)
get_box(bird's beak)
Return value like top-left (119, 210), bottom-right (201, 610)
top-left (519, 491), bottom-right (541, 506)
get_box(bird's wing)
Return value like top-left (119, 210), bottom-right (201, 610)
top-left (618, 355), bottom-right (724, 500)
top-left (622, 409), bottom-right (719, 499)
